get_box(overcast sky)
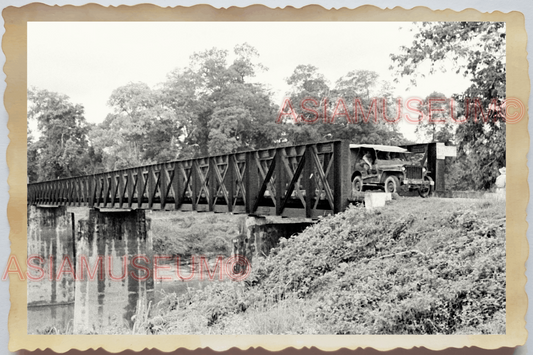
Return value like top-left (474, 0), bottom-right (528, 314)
top-left (28, 22), bottom-right (473, 141)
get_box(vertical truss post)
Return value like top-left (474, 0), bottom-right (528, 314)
top-left (245, 152), bottom-right (259, 214)
top-left (127, 170), bottom-right (134, 208)
top-left (137, 168), bottom-right (144, 209)
top-left (191, 160), bottom-right (199, 211)
top-left (147, 166), bottom-right (155, 209)
top-left (172, 163), bottom-right (181, 210)
top-left (118, 171), bottom-right (125, 208)
top-left (109, 173), bottom-right (117, 208)
top-left (160, 165), bottom-right (168, 210)
top-left (226, 155), bottom-right (235, 212)
top-left (209, 157), bottom-right (217, 211)
top-left (333, 140), bottom-right (351, 214)
top-left (88, 176), bottom-right (95, 208)
top-left (275, 150), bottom-right (283, 215)
top-left (303, 145), bottom-right (314, 218)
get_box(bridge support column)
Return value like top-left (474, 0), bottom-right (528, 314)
top-left (233, 216), bottom-right (314, 264)
top-left (74, 209), bottom-right (154, 334)
top-left (27, 205), bottom-right (76, 333)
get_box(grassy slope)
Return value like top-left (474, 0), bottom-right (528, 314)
top-left (146, 197), bottom-right (506, 335)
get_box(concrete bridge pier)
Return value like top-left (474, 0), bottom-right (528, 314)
top-left (74, 209), bottom-right (154, 334)
top-left (27, 205), bottom-right (76, 333)
top-left (233, 216), bottom-right (314, 265)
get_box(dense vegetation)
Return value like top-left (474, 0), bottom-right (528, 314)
top-left (145, 197), bottom-right (505, 335)
top-left (390, 22), bottom-right (506, 190)
top-left (150, 211), bottom-right (241, 259)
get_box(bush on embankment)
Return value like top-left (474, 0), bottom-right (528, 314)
top-left (147, 198), bottom-right (506, 335)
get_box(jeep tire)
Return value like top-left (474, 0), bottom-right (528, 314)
top-left (384, 175), bottom-right (400, 194)
top-left (418, 176), bottom-right (434, 198)
top-left (352, 176), bottom-right (363, 195)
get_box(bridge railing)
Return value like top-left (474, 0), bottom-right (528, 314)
top-left (27, 140), bottom-right (352, 218)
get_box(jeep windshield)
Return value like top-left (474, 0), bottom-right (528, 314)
top-left (375, 150), bottom-right (408, 162)
top-left (350, 144), bottom-right (410, 163)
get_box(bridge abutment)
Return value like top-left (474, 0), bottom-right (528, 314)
top-left (233, 216), bottom-right (314, 264)
top-left (74, 209), bottom-right (154, 333)
top-left (27, 205), bottom-right (76, 333)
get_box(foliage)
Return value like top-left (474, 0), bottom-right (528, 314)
top-left (150, 212), bottom-right (240, 259)
top-left (146, 198), bottom-right (505, 335)
top-left (278, 65), bottom-right (407, 146)
top-left (390, 22), bottom-right (506, 190)
top-left (161, 43), bottom-right (282, 158)
top-left (89, 82), bottom-right (182, 170)
top-left (412, 92), bottom-right (456, 143)
top-left (86, 44), bottom-right (281, 171)
top-left (27, 128), bottom-right (39, 183)
top-left (27, 88), bottom-right (97, 182)
top-left (148, 283), bottom-right (321, 334)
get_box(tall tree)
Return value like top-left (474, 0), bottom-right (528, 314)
top-left (28, 88), bottom-right (92, 181)
top-left (280, 66), bottom-right (406, 146)
top-left (90, 82), bottom-right (183, 170)
top-left (390, 22), bottom-right (506, 190)
top-left (161, 43), bottom-right (281, 157)
top-left (91, 44), bottom-right (280, 170)
top-left (413, 92), bottom-right (456, 143)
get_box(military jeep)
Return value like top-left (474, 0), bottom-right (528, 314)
top-left (350, 144), bottom-right (434, 198)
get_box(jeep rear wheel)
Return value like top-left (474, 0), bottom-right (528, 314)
top-left (418, 176), bottom-right (434, 198)
top-left (352, 176), bottom-right (363, 195)
top-left (384, 175), bottom-right (400, 193)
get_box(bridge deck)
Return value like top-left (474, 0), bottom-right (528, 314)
top-left (27, 140), bottom-right (352, 218)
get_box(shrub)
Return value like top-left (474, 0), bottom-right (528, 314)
top-left (146, 198), bottom-right (506, 335)
top-left (150, 212), bottom-right (238, 258)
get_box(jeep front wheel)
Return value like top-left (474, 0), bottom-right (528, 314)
top-left (384, 175), bottom-right (400, 193)
top-left (352, 176), bottom-right (363, 195)
top-left (418, 176), bottom-right (434, 198)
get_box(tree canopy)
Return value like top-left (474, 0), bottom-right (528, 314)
top-left (160, 43), bottom-right (281, 157)
top-left (390, 22), bottom-right (506, 190)
top-left (28, 88), bottom-right (95, 182)
top-left (90, 82), bottom-right (181, 170)
top-left (86, 44), bottom-right (283, 173)
top-left (412, 92), bottom-right (455, 143)
top-left (279, 65), bottom-right (406, 146)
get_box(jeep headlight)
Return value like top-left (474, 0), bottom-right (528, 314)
top-left (422, 168), bottom-right (427, 173)
top-left (401, 167), bottom-right (406, 172)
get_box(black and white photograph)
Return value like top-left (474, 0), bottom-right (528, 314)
top-left (24, 18), bottom-right (509, 339)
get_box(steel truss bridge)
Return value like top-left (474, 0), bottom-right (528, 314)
top-left (27, 140), bottom-right (353, 218)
